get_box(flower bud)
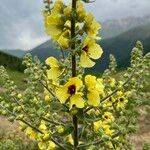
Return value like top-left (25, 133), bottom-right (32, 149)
top-left (56, 126), bottom-right (65, 134)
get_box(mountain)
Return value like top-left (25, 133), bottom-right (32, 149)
top-left (0, 49), bottom-right (26, 58)
top-left (1, 16), bottom-right (150, 72)
top-left (29, 40), bottom-right (60, 62)
top-left (92, 23), bottom-right (150, 72)
top-left (1, 15), bottom-right (150, 60)
top-left (29, 23), bottom-right (150, 72)
top-left (101, 15), bottom-right (150, 39)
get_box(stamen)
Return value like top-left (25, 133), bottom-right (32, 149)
top-left (82, 46), bottom-right (89, 53)
top-left (68, 84), bottom-right (76, 95)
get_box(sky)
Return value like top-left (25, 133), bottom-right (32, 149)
top-left (0, 0), bottom-right (150, 50)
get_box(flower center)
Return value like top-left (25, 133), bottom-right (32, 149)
top-left (68, 84), bottom-right (76, 95)
top-left (104, 115), bottom-right (108, 119)
top-left (82, 46), bottom-right (89, 53)
top-left (109, 97), bottom-right (112, 102)
top-left (119, 98), bottom-right (124, 102)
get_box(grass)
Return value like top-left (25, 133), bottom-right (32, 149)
top-left (0, 68), bottom-right (27, 91)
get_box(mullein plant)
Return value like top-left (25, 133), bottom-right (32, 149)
top-left (0, 0), bottom-right (150, 149)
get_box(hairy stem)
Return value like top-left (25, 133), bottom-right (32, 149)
top-left (71, 0), bottom-right (78, 149)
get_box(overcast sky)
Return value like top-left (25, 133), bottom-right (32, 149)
top-left (0, 0), bottom-right (150, 50)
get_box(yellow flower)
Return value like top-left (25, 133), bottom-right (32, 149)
top-left (56, 125), bottom-right (65, 134)
top-left (45, 57), bottom-right (63, 80)
top-left (44, 0), bottom-right (70, 49)
top-left (85, 75), bottom-right (104, 106)
top-left (103, 96), bottom-right (115, 108)
top-left (57, 29), bottom-right (70, 49)
top-left (85, 75), bottom-right (97, 89)
top-left (117, 91), bottom-right (124, 97)
top-left (66, 134), bottom-right (74, 145)
top-left (96, 78), bottom-right (105, 96)
top-left (103, 125), bottom-right (114, 136)
top-left (25, 127), bottom-right (36, 139)
top-left (48, 141), bottom-right (56, 150)
top-left (102, 112), bottom-right (115, 124)
top-left (117, 96), bottom-right (128, 109)
top-left (64, 5), bottom-right (71, 19)
top-left (45, 13), bottom-right (64, 40)
top-left (85, 13), bottom-right (101, 39)
top-left (43, 133), bottom-right (50, 141)
top-left (64, 0), bottom-right (86, 22)
top-left (44, 95), bottom-right (51, 102)
top-left (109, 78), bottom-right (116, 87)
top-left (116, 91), bottom-right (128, 109)
top-left (80, 37), bottom-right (103, 68)
top-left (94, 120), bottom-right (114, 135)
top-left (76, 0), bottom-right (86, 22)
top-left (39, 122), bottom-right (47, 131)
top-left (93, 120), bottom-right (103, 132)
top-left (87, 90), bottom-right (100, 106)
top-left (38, 141), bottom-right (47, 150)
top-left (56, 77), bottom-right (84, 109)
top-left (51, 0), bottom-right (63, 14)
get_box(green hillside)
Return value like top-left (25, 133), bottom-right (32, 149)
top-left (0, 51), bottom-right (25, 71)
top-left (0, 49), bottom-right (26, 58)
top-left (29, 40), bottom-right (60, 62)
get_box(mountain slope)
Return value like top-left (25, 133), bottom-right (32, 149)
top-left (0, 51), bottom-right (25, 71)
top-left (101, 15), bottom-right (150, 39)
top-left (29, 40), bottom-right (60, 62)
top-left (28, 23), bottom-right (150, 73)
top-left (0, 49), bottom-right (26, 58)
top-left (1, 22), bottom-right (150, 73)
top-left (92, 23), bottom-right (150, 72)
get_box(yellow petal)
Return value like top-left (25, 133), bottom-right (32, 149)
top-left (93, 120), bottom-right (102, 132)
top-left (96, 78), bottom-right (105, 94)
top-left (44, 95), bottom-right (51, 102)
top-left (76, 0), bottom-right (86, 21)
top-left (70, 94), bottom-right (84, 109)
top-left (80, 51), bottom-right (95, 68)
top-left (47, 67), bottom-right (62, 79)
top-left (39, 123), bottom-right (47, 131)
top-left (85, 75), bottom-right (97, 89)
top-left (46, 25), bottom-right (62, 40)
top-left (64, 4), bottom-right (71, 18)
top-left (26, 127), bottom-right (36, 139)
top-left (45, 57), bottom-right (59, 67)
top-left (56, 86), bottom-right (70, 103)
top-left (65, 77), bottom-right (83, 92)
top-left (66, 134), bottom-right (74, 145)
top-left (51, 0), bottom-right (64, 14)
top-left (48, 141), bottom-right (56, 150)
top-left (57, 32), bottom-right (69, 49)
top-left (87, 90), bottom-right (100, 106)
top-left (85, 13), bottom-right (93, 26)
top-left (83, 37), bottom-right (93, 47)
top-left (88, 43), bottom-right (103, 59)
top-left (38, 142), bottom-right (47, 150)
top-left (103, 112), bottom-right (115, 123)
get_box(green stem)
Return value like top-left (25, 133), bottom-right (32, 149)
top-left (71, 0), bottom-right (78, 149)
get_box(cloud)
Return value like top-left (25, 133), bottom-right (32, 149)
top-left (0, 0), bottom-right (150, 50)
top-left (0, 0), bottom-right (48, 50)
